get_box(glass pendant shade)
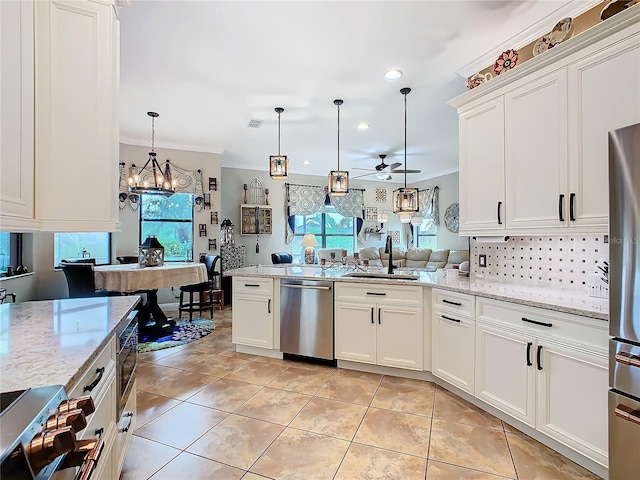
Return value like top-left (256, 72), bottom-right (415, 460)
top-left (393, 187), bottom-right (419, 214)
top-left (398, 212), bottom-right (413, 224)
top-left (329, 170), bottom-right (349, 196)
top-left (329, 99), bottom-right (349, 196)
top-left (269, 107), bottom-right (288, 179)
top-left (269, 155), bottom-right (288, 179)
top-left (128, 112), bottom-right (175, 197)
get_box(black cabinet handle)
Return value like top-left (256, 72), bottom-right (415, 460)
top-left (497, 201), bottom-right (502, 225)
top-left (94, 427), bottom-right (104, 438)
top-left (367, 292), bottom-right (386, 296)
top-left (378, 308), bottom-right (381, 325)
top-left (442, 299), bottom-right (462, 306)
top-left (537, 345), bottom-right (543, 370)
top-left (570, 193), bottom-right (576, 221)
top-left (267, 299), bottom-right (271, 314)
top-left (244, 284), bottom-right (260, 287)
top-left (526, 342), bottom-right (533, 366)
top-left (559, 194), bottom-right (565, 222)
top-left (521, 317), bottom-right (553, 328)
top-left (371, 307), bottom-right (374, 324)
top-left (441, 315), bottom-right (461, 323)
top-left (83, 367), bottom-right (105, 393)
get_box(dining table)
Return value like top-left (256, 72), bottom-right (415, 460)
top-left (94, 262), bottom-right (208, 337)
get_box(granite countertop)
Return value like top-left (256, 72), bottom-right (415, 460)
top-left (0, 296), bottom-right (140, 393)
top-left (224, 265), bottom-right (608, 321)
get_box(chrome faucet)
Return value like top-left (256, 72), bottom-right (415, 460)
top-left (385, 235), bottom-right (396, 275)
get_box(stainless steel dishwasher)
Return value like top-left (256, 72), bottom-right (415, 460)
top-left (280, 279), bottom-right (334, 360)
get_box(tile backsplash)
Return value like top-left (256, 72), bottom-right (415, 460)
top-left (470, 234), bottom-right (608, 292)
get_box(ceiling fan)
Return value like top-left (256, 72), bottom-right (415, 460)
top-left (352, 154), bottom-right (421, 181)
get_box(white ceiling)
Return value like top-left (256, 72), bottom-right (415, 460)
top-left (119, 0), bottom-right (590, 184)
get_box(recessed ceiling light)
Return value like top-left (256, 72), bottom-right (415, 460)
top-left (303, 160), bottom-right (311, 165)
top-left (357, 123), bottom-right (369, 130)
top-left (384, 70), bottom-right (402, 80)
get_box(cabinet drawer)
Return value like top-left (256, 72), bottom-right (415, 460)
top-left (114, 380), bottom-right (136, 475)
top-left (432, 289), bottom-right (475, 319)
top-left (476, 297), bottom-right (607, 350)
top-left (335, 282), bottom-right (422, 307)
top-left (233, 276), bottom-right (274, 295)
top-left (80, 368), bottom-right (115, 442)
top-left (68, 337), bottom-right (116, 401)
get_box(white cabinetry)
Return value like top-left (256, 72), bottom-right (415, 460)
top-left (335, 283), bottom-right (423, 371)
top-left (431, 289), bottom-right (476, 394)
top-left (450, 13), bottom-right (639, 235)
top-left (0, 0), bottom-right (120, 232)
top-left (474, 297), bottom-right (608, 467)
top-left (567, 32), bottom-right (640, 228)
top-left (505, 69), bottom-right (568, 230)
top-left (458, 96), bottom-right (505, 233)
top-left (0, 0), bottom-right (36, 230)
top-left (232, 277), bottom-right (275, 349)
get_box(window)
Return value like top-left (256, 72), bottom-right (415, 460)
top-left (140, 193), bottom-right (194, 261)
top-left (54, 233), bottom-right (111, 266)
top-left (292, 206), bottom-right (355, 262)
top-left (0, 233), bottom-right (21, 276)
top-left (416, 220), bottom-right (437, 250)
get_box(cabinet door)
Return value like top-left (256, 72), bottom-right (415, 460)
top-left (0, 0), bottom-right (35, 230)
top-left (505, 69), bottom-right (568, 230)
top-left (432, 310), bottom-right (475, 394)
top-left (34, 0), bottom-right (119, 231)
top-left (232, 294), bottom-right (274, 348)
top-left (475, 323), bottom-right (536, 426)
top-left (568, 33), bottom-right (640, 229)
top-left (458, 97), bottom-right (505, 233)
top-left (536, 340), bottom-right (608, 467)
top-left (335, 302), bottom-right (376, 365)
top-left (377, 306), bottom-right (423, 371)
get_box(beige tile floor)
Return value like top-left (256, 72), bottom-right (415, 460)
top-left (121, 308), bottom-right (601, 480)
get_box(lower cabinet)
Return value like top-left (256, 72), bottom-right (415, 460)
top-left (431, 289), bottom-right (476, 394)
top-left (335, 283), bottom-right (423, 370)
top-left (474, 297), bottom-right (608, 468)
top-left (232, 277), bottom-right (274, 349)
top-left (114, 379), bottom-right (136, 476)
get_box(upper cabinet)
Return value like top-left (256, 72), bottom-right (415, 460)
top-left (451, 10), bottom-right (640, 236)
top-left (0, 1), bottom-right (36, 230)
top-left (1, 0), bottom-right (120, 232)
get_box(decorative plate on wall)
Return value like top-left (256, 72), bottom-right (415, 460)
top-left (444, 203), bottom-right (459, 233)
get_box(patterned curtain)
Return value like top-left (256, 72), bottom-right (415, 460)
top-left (285, 184), bottom-right (366, 244)
top-left (119, 160), bottom-right (205, 211)
top-left (408, 186), bottom-right (440, 245)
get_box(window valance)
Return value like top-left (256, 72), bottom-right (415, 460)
top-left (118, 160), bottom-right (205, 211)
top-left (407, 186), bottom-right (440, 245)
top-left (285, 183), bottom-right (365, 244)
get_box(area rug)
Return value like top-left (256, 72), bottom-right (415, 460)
top-left (138, 317), bottom-right (215, 353)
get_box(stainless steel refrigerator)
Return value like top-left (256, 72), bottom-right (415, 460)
top-left (609, 122), bottom-right (640, 479)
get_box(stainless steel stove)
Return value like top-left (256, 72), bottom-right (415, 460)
top-left (0, 385), bottom-right (99, 480)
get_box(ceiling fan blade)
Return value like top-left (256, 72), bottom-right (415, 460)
top-left (352, 168), bottom-right (376, 172)
top-left (389, 162), bottom-right (402, 171)
top-left (390, 169), bottom-right (421, 174)
top-left (351, 172), bottom-right (377, 179)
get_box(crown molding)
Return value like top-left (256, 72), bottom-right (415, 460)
top-left (456, 0), bottom-right (602, 78)
top-left (449, 5), bottom-right (639, 108)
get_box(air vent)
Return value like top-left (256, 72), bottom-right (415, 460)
top-left (247, 119), bottom-right (263, 128)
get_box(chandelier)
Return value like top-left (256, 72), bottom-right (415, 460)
top-left (393, 88), bottom-right (419, 220)
top-left (269, 107), bottom-right (288, 179)
top-left (128, 112), bottom-right (176, 196)
top-left (328, 99), bottom-right (349, 196)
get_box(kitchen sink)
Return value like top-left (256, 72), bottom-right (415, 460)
top-left (342, 272), bottom-right (420, 281)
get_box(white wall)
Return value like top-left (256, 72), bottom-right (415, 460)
top-left (411, 172), bottom-right (469, 252)
top-left (221, 167), bottom-right (465, 265)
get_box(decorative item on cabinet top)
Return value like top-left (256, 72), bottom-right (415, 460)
top-left (119, 160), bottom-right (205, 211)
top-left (532, 17), bottom-right (574, 56)
top-left (601, 0), bottom-right (638, 21)
top-left (493, 49), bottom-right (519, 75)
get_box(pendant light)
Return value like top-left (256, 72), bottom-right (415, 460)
top-left (269, 107), bottom-right (288, 179)
top-left (393, 88), bottom-right (419, 217)
top-left (329, 99), bottom-right (349, 196)
top-left (128, 112), bottom-right (176, 196)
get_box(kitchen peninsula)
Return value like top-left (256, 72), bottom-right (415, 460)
top-left (0, 296), bottom-right (141, 479)
top-left (226, 265), bottom-right (609, 478)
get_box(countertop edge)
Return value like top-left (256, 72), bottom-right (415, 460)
top-left (225, 268), bottom-right (608, 321)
